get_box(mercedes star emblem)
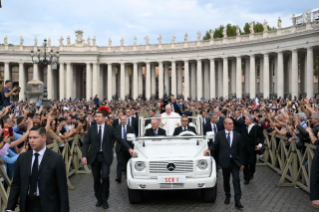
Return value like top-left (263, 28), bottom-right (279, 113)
top-left (166, 163), bottom-right (176, 171)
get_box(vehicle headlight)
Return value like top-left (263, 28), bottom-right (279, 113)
top-left (197, 160), bottom-right (208, 170)
top-left (134, 161), bottom-right (145, 171)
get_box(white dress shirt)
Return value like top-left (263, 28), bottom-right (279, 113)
top-left (121, 124), bottom-right (127, 139)
top-left (30, 146), bottom-right (47, 196)
top-left (97, 123), bottom-right (105, 152)
top-left (182, 126), bottom-right (188, 131)
top-left (225, 129), bottom-right (233, 157)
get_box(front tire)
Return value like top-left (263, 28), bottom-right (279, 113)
top-left (201, 184), bottom-right (217, 203)
top-left (128, 188), bottom-right (143, 204)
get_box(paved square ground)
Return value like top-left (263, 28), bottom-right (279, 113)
top-left (69, 161), bottom-right (315, 212)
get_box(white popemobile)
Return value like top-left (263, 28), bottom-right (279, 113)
top-left (126, 116), bottom-right (217, 204)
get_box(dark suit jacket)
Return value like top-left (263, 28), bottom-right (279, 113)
top-left (169, 102), bottom-right (182, 116)
top-left (210, 130), bottom-right (244, 168)
top-left (217, 116), bottom-right (225, 131)
top-left (112, 118), bottom-right (121, 129)
top-left (144, 128), bottom-right (166, 136)
top-left (242, 124), bottom-right (264, 153)
top-left (173, 126), bottom-right (197, 136)
top-left (83, 124), bottom-right (131, 165)
top-left (203, 122), bottom-right (223, 135)
top-left (7, 148), bottom-right (69, 212)
top-left (310, 139), bottom-right (319, 200)
top-left (127, 116), bottom-right (138, 136)
top-left (115, 125), bottom-right (135, 152)
top-left (297, 123), bottom-right (319, 143)
top-left (231, 117), bottom-right (245, 134)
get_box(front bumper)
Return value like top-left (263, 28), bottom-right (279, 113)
top-left (127, 159), bottom-right (217, 190)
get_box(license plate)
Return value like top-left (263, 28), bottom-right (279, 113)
top-left (157, 176), bottom-right (186, 183)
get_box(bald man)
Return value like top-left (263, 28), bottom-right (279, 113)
top-left (144, 119), bottom-right (166, 136)
top-left (204, 118), bottom-right (244, 209)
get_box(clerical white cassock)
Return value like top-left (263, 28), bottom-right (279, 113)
top-left (161, 112), bottom-right (181, 135)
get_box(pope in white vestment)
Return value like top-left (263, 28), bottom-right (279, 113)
top-left (161, 105), bottom-right (181, 135)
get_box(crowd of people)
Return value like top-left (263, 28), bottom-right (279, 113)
top-left (0, 79), bottom-right (318, 210)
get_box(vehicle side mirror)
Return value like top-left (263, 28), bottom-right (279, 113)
top-left (206, 131), bottom-right (215, 140)
top-left (127, 133), bottom-right (136, 142)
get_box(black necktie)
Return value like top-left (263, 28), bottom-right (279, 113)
top-left (98, 126), bottom-right (102, 150)
top-left (154, 130), bottom-right (157, 136)
top-left (29, 153), bottom-right (39, 200)
top-left (213, 124), bottom-right (217, 134)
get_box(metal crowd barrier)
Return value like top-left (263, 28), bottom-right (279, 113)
top-left (0, 134), bottom-right (91, 212)
top-left (257, 130), bottom-right (317, 193)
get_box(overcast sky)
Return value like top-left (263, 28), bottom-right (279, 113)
top-left (0, 0), bottom-right (318, 46)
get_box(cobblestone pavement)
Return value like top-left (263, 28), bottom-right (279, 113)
top-left (69, 160), bottom-right (315, 212)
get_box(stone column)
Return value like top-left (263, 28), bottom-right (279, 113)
top-left (66, 63), bottom-right (72, 99)
top-left (86, 63), bottom-right (91, 100)
top-left (92, 63), bottom-right (99, 97)
top-left (307, 47), bottom-right (314, 98)
top-left (112, 66), bottom-right (116, 97)
top-left (277, 52), bottom-right (284, 97)
top-left (18, 62), bottom-right (25, 101)
top-left (124, 65), bottom-right (129, 96)
top-left (197, 60), bottom-right (202, 99)
top-left (300, 56), bottom-right (305, 93)
top-left (107, 64), bottom-right (113, 100)
top-left (151, 64), bottom-right (156, 96)
top-left (158, 62), bottom-right (164, 98)
top-left (203, 61), bottom-right (209, 99)
top-left (250, 55), bottom-right (256, 98)
top-left (164, 63), bottom-right (170, 95)
top-left (210, 59), bottom-right (216, 99)
top-left (236, 57), bottom-right (242, 98)
top-left (263, 54), bottom-right (270, 98)
top-left (274, 57), bottom-right (278, 94)
top-left (59, 63), bottom-right (65, 100)
top-left (145, 63), bottom-right (151, 99)
top-left (288, 54), bottom-right (292, 94)
top-left (171, 61), bottom-right (177, 95)
top-left (4, 62), bottom-right (10, 81)
top-left (259, 57), bottom-right (264, 95)
top-left (176, 63), bottom-right (181, 96)
top-left (120, 63), bottom-right (125, 99)
top-left (132, 63), bottom-right (138, 99)
top-left (184, 61), bottom-right (189, 99)
top-left (47, 64), bottom-right (53, 99)
top-left (217, 60), bottom-right (223, 98)
top-left (244, 59), bottom-right (250, 95)
top-left (33, 63), bottom-right (39, 79)
top-left (222, 58), bottom-right (228, 98)
top-left (191, 63), bottom-right (196, 98)
top-left (230, 59), bottom-right (236, 95)
top-left (138, 65), bottom-right (143, 96)
top-left (291, 49), bottom-right (298, 99)
top-left (269, 59), bottom-right (274, 94)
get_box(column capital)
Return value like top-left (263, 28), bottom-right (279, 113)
top-left (222, 57), bottom-right (228, 61)
top-left (184, 60), bottom-right (189, 64)
top-left (291, 48), bottom-right (298, 53)
top-left (210, 58), bottom-right (215, 61)
top-left (19, 61), bottom-right (24, 65)
top-left (307, 46), bottom-right (313, 51)
top-left (277, 50), bottom-right (283, 54)
top-left (263, 53), bottom-right (269, 57)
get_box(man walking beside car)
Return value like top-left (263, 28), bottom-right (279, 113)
top-left (204, 118), bottom-right (244, 209)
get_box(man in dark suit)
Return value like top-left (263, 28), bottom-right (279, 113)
top-left (230, 110), bottom-right (245, 135)
top-left (126, 109), bottom-right (138, 136)
top-left (115, 116), bottom-right (135, 183)
top-left (144, 119), bottom-right (166, 136)
top-left (7, 126), bottom-right (69, 212)
top-left (214, 108), bottom-right (225, 131)
top-left (145, 109), bottom-right (156, 127)
top-left (242, 114), bottom-right (264, 185)
top-left (82, 109), bottom-right (137, 209)
top-left (204, 118), bottom-right (244, 209)
top-left (167, 95), bottom-right (182, 116)
top-left (200, 111), bottom-right (210, 133)
top-left (204, 114), bottom-right (223, 145)
top-left (173, 115), bottom-right (197, 135)
top-left (112, 112), bottom-right (123, 129)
